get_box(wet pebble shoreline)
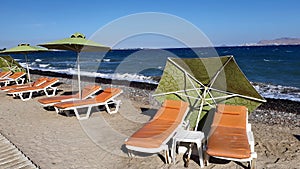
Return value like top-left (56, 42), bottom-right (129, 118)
top-left (31, 73), bottom-right (300, 128)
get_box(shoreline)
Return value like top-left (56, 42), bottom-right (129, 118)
top-left (30, 69), bottom-right (300, 113)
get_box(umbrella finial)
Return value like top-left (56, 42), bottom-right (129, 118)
top-left (18, 44), bottom-right (30, 46)
top-left (71, 32), bottom-right (86, 39)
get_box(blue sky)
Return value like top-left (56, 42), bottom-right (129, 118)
top-left (0, 0), bottom-right (299, 48)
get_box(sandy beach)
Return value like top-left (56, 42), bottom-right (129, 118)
top-left (0, 74), bottom-right (299, 169)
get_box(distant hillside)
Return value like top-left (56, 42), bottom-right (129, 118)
top-left (257, 37), bottom-right (300, 45)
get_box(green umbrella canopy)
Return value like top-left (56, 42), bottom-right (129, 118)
top-left (38, 32), bottom-right (111, 99)
top-left (0, 44), bottom-right (48, 81)
top-left (1, 43), bottom-right (48, 53)
top-left (0, 55), bottom-right (25, 72)
top-left (38, 32), bottom-right (110, 52)
top-left (153, 55), bottom-right (266, 130)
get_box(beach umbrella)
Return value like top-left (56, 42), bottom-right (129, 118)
top-left (0, 55), bottom-right (25, 72)
top-left (38, 32), bottom-right (110, 98)
top-left (0, 44), bottom-right (48, 82)
top-left (153, 55), bottom-right (266, 130)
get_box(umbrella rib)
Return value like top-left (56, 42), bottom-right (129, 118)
top-left (208, 56), bottom-right (233, 87)
top-left (210, 88), bottom-right (266, 102)
top-left (185, 72), bottom-right (203, 99)
top-left (207, 91), bottom-right (217, 105)
top-left (152, 87), bottom-right (205, 97)
top-left (205, 94), bottom-right (239, 101)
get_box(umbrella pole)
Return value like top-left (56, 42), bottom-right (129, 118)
top-left (77, 53), bottom-right (82, 99)
top-left (24, 54), bottom-right (31, 82)
top-left (194, 87), bottom-right (208, 131)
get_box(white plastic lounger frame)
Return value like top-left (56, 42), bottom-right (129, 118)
top-left (0, 75), bottom-right (26, 87)
top-left (8, 79), bottom-right (59, 101)
top-left (54, 90), bottom-right (123, 120)
top-left (125, 107), bottom-right (190, 164)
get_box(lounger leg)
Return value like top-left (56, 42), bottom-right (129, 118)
top-left (4, 81), bottom-right (9, 87)
top-left (184, 144), bottom-right (193, 167)
top-left (249, 158), bottom-right (256, 169)
top-left (54, 107), bottom-right (60, 114)
top-left (16, 78), bottom-right (25, 85)
top-left (171, 138), bottom-right (176, 164)
top-left (204, 152), bottom-right (210, 166)
top-left (44, 87), bottom-right (57, 97)
top-left (195, 141), bottom-right (204, 168)
top-left (106, 100), bottom-right (121, 114)
top-left (74, 107), bottom-right (92, 120)
top-left (165, 149), bottom-right (170, 164)
top-left (19, 92), bottom-right (32, 101)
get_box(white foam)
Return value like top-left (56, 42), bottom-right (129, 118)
top-left (35, 59), bottom-right (42, 62)
top-left (39, 64), bottom-right (50, 68)
top-left (253, 83), bottom-right (300, 102)
top-left (30, 67), bottom-right (158, 84)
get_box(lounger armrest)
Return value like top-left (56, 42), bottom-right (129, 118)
top-left (246, 123), bottom-right (252, 132)
top-left (247, 131), bottom-right (255, 152)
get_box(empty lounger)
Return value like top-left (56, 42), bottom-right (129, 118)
top-left (125, 100), bottom-right (189, 164)
top-left (0, 77), bottom-right (48, 91)
top-left (7, 78), bottom-right (59, 101)
top-left (53, 88), bottom-right (123, 120)
top-left (0, 72), bottom-right (26, 87)
top-left (205, 104), bottom-right (256, 168)
top-left (38, 84), bottom-right (102, 107)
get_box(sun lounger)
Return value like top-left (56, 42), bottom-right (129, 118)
top-left (53, 88), bottom-right (123, 120)
top-left (125, 100), bottom-right (190, 164)
top-left (205, 104), bottom-right (256, 169)
top-left (0, 77), bottom-right (48, 91)
top-left (0, 71), bottom-right (12, 79)
top-left (0, 72), bottom-right (26, 87)
top-left (38, 84), bottom-right (102, 107)
top-left (7, 78), bottom-right (59, 101)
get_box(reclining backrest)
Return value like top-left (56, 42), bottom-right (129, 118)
top-left (95, 88), bottom-right (122, 102)
top-left (8, 72), bottom-right (25, 79)
top-left (211, 104), bottom-right (248, 129)
top-left (152, 100), bottom-right (189, 123)
top-left (32, 77), bottom-right (48, 87)
top-left (38, 78), bottom-right (58, 88)
top-left (0, 71), bottom-right (12, 78)
top-left (74, 85), bottom-right (101, 98)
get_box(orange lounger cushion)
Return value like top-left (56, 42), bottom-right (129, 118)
top-left (217, 104), bottom-right (248, 115)
top-left (39, 95), bottom-right (77, 104)
top-left (211, 104), bottom-right (247, 129)
top-left (1, 77), bottom-right (47, 91)
top-left (152, 100), bottom-right (189, 123)
top-left (95, 88), bottom-right (122, 102)
top-left (0, 71), bottom-right (12, 78)
top-left (125, 100), bottom-right (189, 149)
top-left (8, 78), bottom-right (58, 93)
top-left (206, 126), bottom-right (251, 159)
top-left (53, 88), bottom-right (122, 109)
top-left (38, 85), bottom-right (101, 105)
top-left (125, 119), bottom-right (180, 148)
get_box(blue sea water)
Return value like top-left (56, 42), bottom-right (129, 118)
top-left (5, 45), bottom-right (300, 101)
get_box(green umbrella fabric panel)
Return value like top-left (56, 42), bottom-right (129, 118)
top-left (0, 55), bottom-right (25, 72)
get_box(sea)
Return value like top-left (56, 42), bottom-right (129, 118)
top-left (6, 45), bottom-right (300, 102)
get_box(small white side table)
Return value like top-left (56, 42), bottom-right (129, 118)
top-left (172, 128), bottom-right (205, 168)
